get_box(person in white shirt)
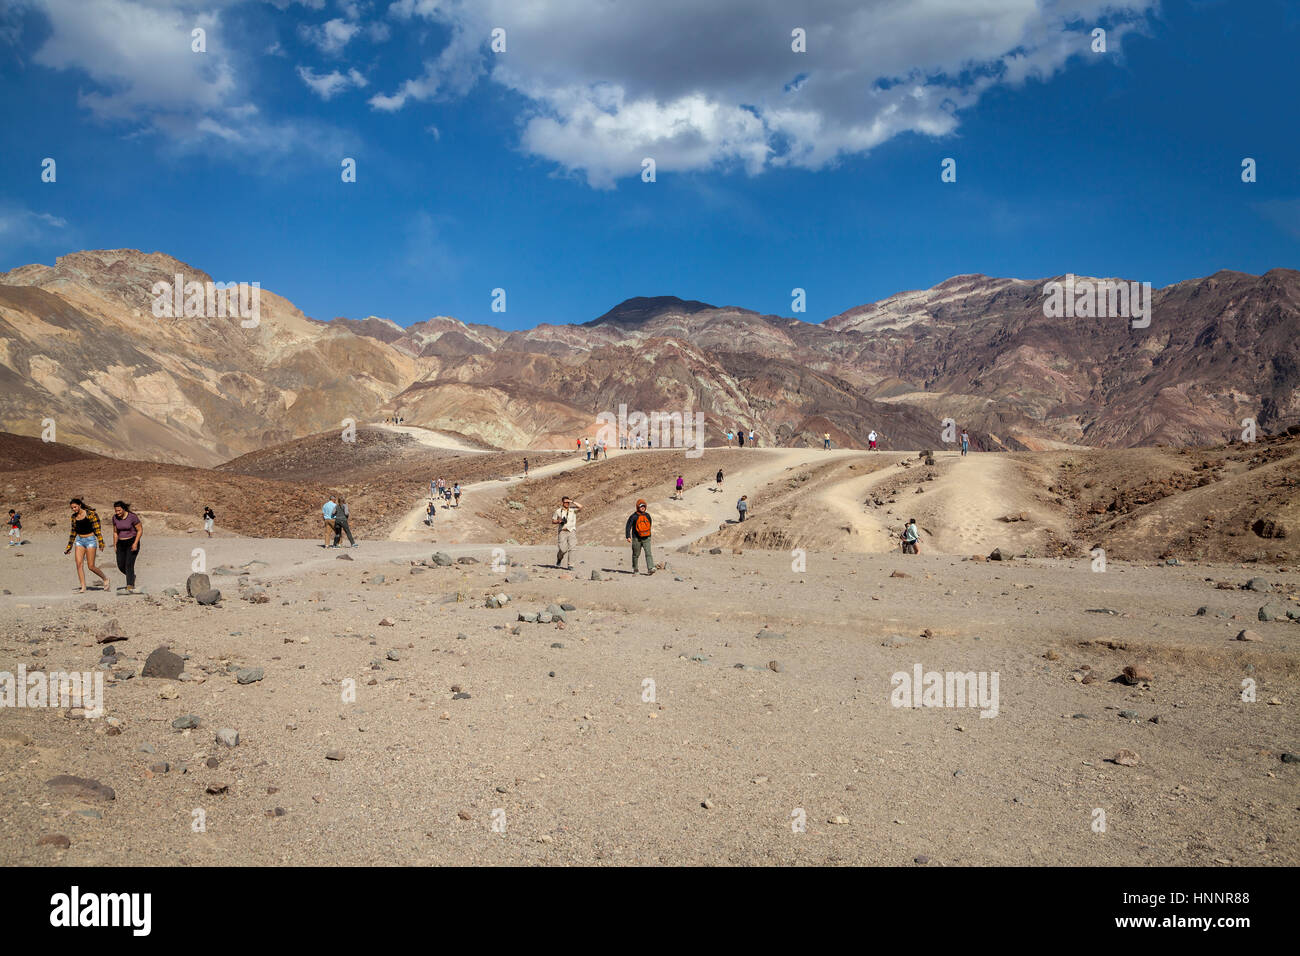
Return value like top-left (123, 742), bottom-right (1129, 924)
top-left (552, 495), bottom-right (582, 570)
top-left (868, 430), bottom-right (878, 450)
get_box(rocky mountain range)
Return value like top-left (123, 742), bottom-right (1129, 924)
top-left (1, 249), bottom-right (1296, 466)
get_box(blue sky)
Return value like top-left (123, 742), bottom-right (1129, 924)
top-left (1, 0), bottom-right (1297, 330)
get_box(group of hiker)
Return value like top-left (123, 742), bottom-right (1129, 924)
top-left (423, 477), bottom-right (461, 525)
top-left (321, 494), bottom-right (358, 548)
top-left (551, 494), bottom-right (661, 575)
top-left (725, 428), bottom-right (756, 448)
top-left (48, 498), bottom-right (146, 594)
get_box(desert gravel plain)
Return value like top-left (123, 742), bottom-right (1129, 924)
top-left (2, 507), bottom-right (1297, 865)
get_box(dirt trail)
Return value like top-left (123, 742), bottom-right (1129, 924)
top-left (652, 449), bottom-right (880, 550)
top-left (814, 453), bottom-right (914, 552)
top-left (921, 453), bottom-right (1067, 554)
top-left (371, 423), bottom-right (490, 453)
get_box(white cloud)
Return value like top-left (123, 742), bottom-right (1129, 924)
top-left (299, 16), bottom-right (360, 54)
top-left (0, 205), bottom-right (71, 258)
top-left (297, 65), bottom-right (367, 99)
top-left (377, 0), bottom-right (1155, 187)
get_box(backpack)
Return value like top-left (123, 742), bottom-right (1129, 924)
top-left (634, 513), bottom-right (651, 536)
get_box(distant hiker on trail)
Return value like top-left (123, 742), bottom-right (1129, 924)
top-left (961, 430), bottom-right (970, 456)
top-left (322, 495), bottom-right (337, 547)
top-left (625, 499), bottom-right (655, 575)
top-left (726, 430), bottom-right (734, 447)
top-left (553, 496), bottom-right (581, 570)
top-left (737, 495), bottom-right (748, 522)
top-left (599, 438), bottom-right (608, 459)
top-left (675, 475), bottom-right (684, 499)
top-left (332, 495), bottom-right (356, 548)
top-left (576, 438), bottom-right (582, 453)
top-left (453, 483), bottom-right (461, 507)
top-left (424, 499), bottom-right (436, 526)
top-left (749, 430), bottom-right (756, 448)
top-left (715, 468), bottom-right (724, 490)
top-left (585, 437), bottom-right (591, 461)
top-left (902, 518), bottom-right (920, 555)
top-left (66, 498), bottom-right (109, 593)
top-left (824, 432), bottom-right (831, 450)
top-left (738, 429), bottom-right (745, 448)
top-left (111, 501), bottom-right (143, 593)
top-left (523, 458), bottom-right (529, 477)
top-left (202, 506), bottom-right (215, 537)
top-left (8, 509), bottom-right (21, 545)
top-left (868, 430), bottom-right (878, 450)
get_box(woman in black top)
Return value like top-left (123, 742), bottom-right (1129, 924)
top-left (65, 498), bottom-right (110, 593)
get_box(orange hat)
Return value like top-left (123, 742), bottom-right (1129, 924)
top-left (636, 499), bottom-right (647, 507)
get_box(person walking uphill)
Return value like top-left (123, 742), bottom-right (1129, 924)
top-left (737, 495), bottom-right (748, 522)
top-left (111, 501), bottom-right (143, 593)
top-left (625, 499), bottom-right (655, 575)
top-left (66, 498), bottom-right (109, 593)
top-left (552, 495), bottom-right (582, 570)
top-left (322, 495), bottom-right (337, 547)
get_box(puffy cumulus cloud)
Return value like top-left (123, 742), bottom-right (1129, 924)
top-left (19, 0), bottom-right (362, 161)
top-left (378, 0), bottom-right (1154, 187)
top-left (29, 0), bottom-right (242, 121)
top-left (298, 65), bottom-right (367, 99)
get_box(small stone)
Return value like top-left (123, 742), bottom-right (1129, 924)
top-left (701, 799), bottom-right (714, 809)
top-left (185, 572), bottom-right (211, 596)
top-left (235, 667), bottom-right (264, 684)
top-left (37, 834), bottom-right (71, 848)
top-left (827, 816), bottom-right (850, 825)
top-left (590, 570), bottom-right (603, 581)
top-left (914, 854), bottom-right (930, 864)
top-left (387, 650), bottom-right (401, 662)
top-left (452, 692), bottom-right (471, 700)
top-left (215, 728), bottom-right (240, 748)
top-left (325, 750), bottom-right (345, 761)
top-left (206, 781), bottom-right (230, 795)
top-left (768, 660), bottom-right (783, 673)
top-left (1121, 665), bottom-right (1152, 684)
top-left (379, 617), bottom-right (395, 626)
top-left (1111, 749), bottom-right (1141, 767)
top-left (46, 775), bottom-right (115, 801)
top-left (1119, 710), bottom-right (1139, 720)
top-left (171, 714), bottom-right (201, 729)
top-left (149, 762), bottom-right (170, 774)
top-left (195, 588), bottom-right (221, 606)
top-left (1237, 629), bottom-right (1263, 642)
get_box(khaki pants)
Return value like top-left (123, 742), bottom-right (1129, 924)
top-left (631, 535), bottom-right (653, 572)
top-left (556, 529), bottom-right (575, 568)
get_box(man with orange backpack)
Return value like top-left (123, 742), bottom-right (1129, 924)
top-left (624, 498), bottom-right (655, 575)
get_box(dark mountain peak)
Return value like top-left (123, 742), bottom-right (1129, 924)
top-left (586, 295), bottom-right (718, 327)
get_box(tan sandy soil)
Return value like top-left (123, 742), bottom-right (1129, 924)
top-left (1, 531), bottom-right (1297, 866)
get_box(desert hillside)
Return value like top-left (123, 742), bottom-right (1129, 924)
top-left (3, 251), bottom-right (1297, 466)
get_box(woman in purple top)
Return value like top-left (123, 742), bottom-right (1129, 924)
top-left (111, 501), bottom-right (143, 593)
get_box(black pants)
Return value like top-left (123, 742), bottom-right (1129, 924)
top-left (333, 518), bottom-right (355, 546)
top-left (115, 540), bottom-right (139, 586)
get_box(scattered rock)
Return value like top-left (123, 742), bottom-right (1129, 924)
top-left (1120, 665), bottom-right (1152, 685)
top-left (336, 553), bottom-right (353, 561)
top-left (185, 572), bottom-right (211, 596)
top-left (235, 667), bottom-right (264, 684)
top-left (386, 649), bottom-right (401, 662)
top-left (325, 750), bottom-right (345, 761)
top-left (708, 547), bottom-right (723, 555)
top-left (46, 775), bottom-right (115, 801)
top-left (141, 647), bottom-right (185, 679)
top-left (171, 714), bottom-right (201, 729)
top-left (505, 570), bottom-right (529, 583)
top-left (38, 834), bottom-right (72, 848)
top-left (431, 552), bottom-right (454, 566)
top-left (215, 728), bottom-right (240, 748)
top-left (195, 588), bottom-right (221, 606)
top-left (987, 548), bottom-right (1006, 561)
top-left (1258, 605), bottom-right (1286, 622)
top-left (1119, 710), bottom-right (1139, 720)
top-left (1110, 750), bottom-right (1141, 767)
top-left (1237, 629), bottom-right (1263, 642)
top-left (379, 617), bottom-right (395, 626)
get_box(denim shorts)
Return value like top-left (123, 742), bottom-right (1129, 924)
top-left (74, 535), bottom-right (98, 549)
